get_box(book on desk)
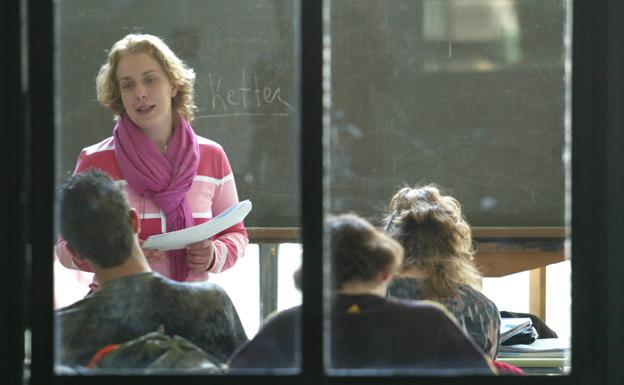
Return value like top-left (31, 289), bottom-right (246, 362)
top-left (500, 317), bottom-right (534, 344)
top-left (497, 337), bottom-right (570, 375)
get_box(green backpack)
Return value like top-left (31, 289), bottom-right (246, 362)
top-left (90, 330), bottom-right (225, 374)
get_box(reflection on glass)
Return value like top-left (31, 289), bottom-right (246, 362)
top-left (54, 0), bottom-right (300, 374)
top-left (327, 0), bottom-right (570, 375)
top-left (423, 0), bottom-right (521, 71)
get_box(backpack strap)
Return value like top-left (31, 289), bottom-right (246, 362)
top-left (86, 344), bottom-right (120, 368)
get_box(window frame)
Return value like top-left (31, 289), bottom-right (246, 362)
top-left (2, 0), bottom-right (27, 384)
top-left (4, 0), bottom-right (622, 384)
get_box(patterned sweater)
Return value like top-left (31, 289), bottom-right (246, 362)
top-left (57, 135), bottom-right (248, 283)
top-left (388, 277), bottom-right (501, 358)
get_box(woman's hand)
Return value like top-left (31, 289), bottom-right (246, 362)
top-left (186, 239), bottom-right (215, 272)
top-left (139, 239), bottom-right (168, 263)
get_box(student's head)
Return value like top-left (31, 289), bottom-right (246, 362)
top-left (60, 170), bottom-right (135, 268)
top-left (96, 33), bottom-right (196, 123)
top-left (328, 213), bottom-right (403, 290)
top-left (383, 185), bottom-right (481, 296)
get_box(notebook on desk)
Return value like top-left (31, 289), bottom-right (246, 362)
top-left (497, 338), bottom-right (570, 374)
top-left (499, 337), bottom-right (569, 356)
top-left (500, 317), bottom-right (533, 344)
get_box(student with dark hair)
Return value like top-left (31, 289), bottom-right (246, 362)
top-left (55, 170), bottom-right (247, 367)
top-left (229, 213), bottom-right (494, 374)
top-left (383, 184), bottom-right (501, 358)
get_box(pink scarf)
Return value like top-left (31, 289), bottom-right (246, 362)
top-left (114, 112), bottom-right (199, 281)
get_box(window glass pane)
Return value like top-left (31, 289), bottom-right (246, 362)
top-left (277, 243), bottom-right (303, 310)
top-left (54, 0), bottom-right (300, 374)
top-left (326, 0), bottom-right (570, 375)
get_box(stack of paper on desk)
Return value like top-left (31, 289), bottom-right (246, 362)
top-left (500, 317), bottom-right (533, 344)
top-left (499, 338), bottom-right (569, 357)
top-left (142, 199), bottom-right (252, 251)
top-left (497, 338), bottom-right (570, 370)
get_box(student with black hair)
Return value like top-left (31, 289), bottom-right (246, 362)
top-left (55, 170), bottom-right (247, 367)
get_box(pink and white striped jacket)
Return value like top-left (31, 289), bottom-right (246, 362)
top-left (56, 135), bottom-right (249, 283)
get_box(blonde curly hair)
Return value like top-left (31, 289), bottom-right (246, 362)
top-left (383, 184), bottom-right (482, 298)
top-left (96, 33), bottom-right (197, 122)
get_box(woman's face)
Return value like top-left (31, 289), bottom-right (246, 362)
top-left (116, 52), bottom-right (178, 134)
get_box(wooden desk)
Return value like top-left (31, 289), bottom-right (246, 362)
top-left (472, 227), bottom-right (565, 276)
top-left (247, 227), bottom-right (566, 321)
top-left (472, 227), bottom-right (565, 319)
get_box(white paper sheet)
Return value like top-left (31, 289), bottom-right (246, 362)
top-left (142, 200), bottom-right (252, 251)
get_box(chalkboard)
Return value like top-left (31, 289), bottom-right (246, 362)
top-left (57, 0), bottom-right (299, 227)
top-left (328, 0), bottom-right (566, 227)
top-left (57, 0), bottom-right (566, 228)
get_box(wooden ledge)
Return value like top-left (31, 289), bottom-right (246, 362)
top-left (247, 226), bottom-right (567, 277)
top-left (248, 227), bottom-right (566, 243)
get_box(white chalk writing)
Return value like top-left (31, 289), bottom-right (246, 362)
top-left (201, 68), bottom-right (293, 118)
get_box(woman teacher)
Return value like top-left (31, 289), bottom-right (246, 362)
top-left (57, 34), bottom-right (248, 287)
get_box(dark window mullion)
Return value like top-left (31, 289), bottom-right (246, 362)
top-left (571, 0), bottom-right (608, 384)
top-left (300, 0), bottom-right (325, 383)
top-left (28, 0), bottom-right (55, 382)
top-left (571, 1), bottom-right (624, 385)
top-left (2, 0), bottom-right (26, 384)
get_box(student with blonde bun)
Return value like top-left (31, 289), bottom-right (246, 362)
top-left (383, 184), bottom-right (501, 359)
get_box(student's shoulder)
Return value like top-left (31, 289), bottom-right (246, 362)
top-left (386, 297), bottom-right (457, 321)
top-left (54, 295), bottom-right (99, 328)
top-left (229, 307), bottom-right (299, 369)
top-left (387, 276), bottom-right (425, 299)
top-left (55, 301), bottom-right (85, 318)
top-left (163, 276), bottom-right (233, 301)
top-left (456, 284), bottom-right (499, 312)
top-left (146, 275), bottom-right (231, 312)
top-left (263, 305), bottom-right (300, 327)
top-left (387, 296), bottom-right (443, 310)
top-left (246, 307), bottom-right (299, 346)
